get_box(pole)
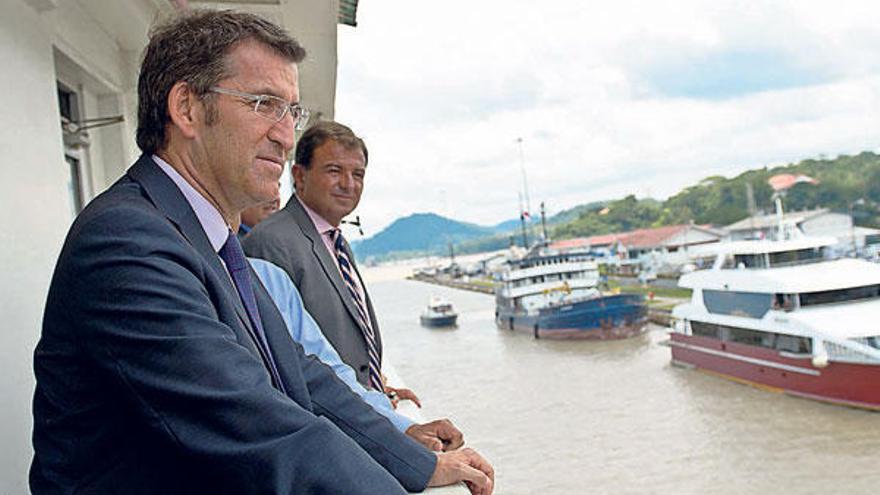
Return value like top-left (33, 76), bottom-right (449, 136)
top-left (850, 202), bottom-right (857, 255)
top-left (518, 191), bottom-right (529, 249)
top-left (540, 201), bottom-right (548, 241)
top-left (774, 193), bottom-right (785, 240)
top-left (516, 138), bottom-right (531, 216)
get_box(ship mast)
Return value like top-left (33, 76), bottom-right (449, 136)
top-left (516, 137), bottom-right (532, 248)
top-left (540, 201), bottom-right (548, 242)
top-left (516, 137), bottom-right (531, 218)
top-left (519, 191), bottom-right (529, 249)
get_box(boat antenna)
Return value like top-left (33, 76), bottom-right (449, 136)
top-left (516, 137), bottom-right (532, 218)
top-left (540, 201), bottom-right (548, 242)
top-left (773, 190), bottom-right (785, 240)
top-left (518, 191), bottom-right (529, 249)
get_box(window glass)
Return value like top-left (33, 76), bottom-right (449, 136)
top-left (703, 290), bottom-right (772, 318)
top-left (688, 321), bottom-right (803, 351)
top-left (775, 334), bottom-right (812, 353)
top-left (690, 321), bottom-right (720, 338)
top-left (799, 285), bottom-right (880, 306)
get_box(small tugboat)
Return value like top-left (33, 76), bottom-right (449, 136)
top-left (420, 296), bottom-right (458, 328)
top-left (494, 247), bottom-right (648, 340)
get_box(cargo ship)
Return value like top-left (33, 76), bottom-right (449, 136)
top-left (494, 249), bottom-right (647, 339)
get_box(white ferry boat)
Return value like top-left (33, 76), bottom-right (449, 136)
top-left (670, 235), bottom-right (880, 409)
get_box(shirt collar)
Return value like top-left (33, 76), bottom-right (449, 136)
top-left (297, 194), bottom-right (337, 237)
top-left (152, 154), bottom-right (230, 252)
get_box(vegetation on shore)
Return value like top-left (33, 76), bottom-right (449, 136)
top-left (555, 151), bottom-right (880, 238)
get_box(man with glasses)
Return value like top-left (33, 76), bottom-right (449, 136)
top-left (31, 9), bottom-right (493, 495)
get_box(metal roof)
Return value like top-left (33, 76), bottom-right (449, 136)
top-left (725, 208), bottom-right (830, 232)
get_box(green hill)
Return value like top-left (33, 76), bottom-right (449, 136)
top-left (350, 213), bottom-right (492, 259)
top-left (554, 151), bottom-right (880, 239)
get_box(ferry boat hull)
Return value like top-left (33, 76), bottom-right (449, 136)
top-left (496, 293), bottom-right (648, 340)
top-left (670, 333), bottom-right (880, 410)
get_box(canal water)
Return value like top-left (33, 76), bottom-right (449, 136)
top-left (364, 267), bottom-right (880, 495)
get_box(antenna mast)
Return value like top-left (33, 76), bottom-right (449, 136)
top-left (516, 137), bottom-right (532, 216)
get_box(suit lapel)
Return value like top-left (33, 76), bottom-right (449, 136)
top-left (287, 197), bottom-right (372, 336)
top-left (127, 156), bottom-right (256, 342)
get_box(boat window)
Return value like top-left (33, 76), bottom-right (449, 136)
top-left (864, 336), bottom-right (880, 350)
top-left (703, 290), bottom-right (772, 318)
top-left (733, 253), bottom-right (767, 269)
top-left (799, 284), bottom-right (880, 307)
top-left (721, 254), bottom-right (736, 269)
top-left (690, 320), bottom-right (720, 339)
top-left (772, 294), bottom-right (795, 312)
top-left (775, 334), bottom-right (811, 354)
top-left (689, 321), bottom-right (775, 349)
top-left (768, 248), bottom-right (824, 267)
top-left (728, 327), bottom-right (773, 347)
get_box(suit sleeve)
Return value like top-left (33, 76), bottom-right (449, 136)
top-left (60, 206), bottom-right (415, 494)
top-left (250, 258), bottom-right (414, 432)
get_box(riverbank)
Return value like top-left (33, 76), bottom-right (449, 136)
top-left (407, 272), bottom-right (495, 294)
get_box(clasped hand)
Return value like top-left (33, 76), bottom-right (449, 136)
top-left (406, 419), bottom-right (494, 495)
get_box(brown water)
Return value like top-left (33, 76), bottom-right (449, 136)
top-left (367, 273), bottom-right (880, 495)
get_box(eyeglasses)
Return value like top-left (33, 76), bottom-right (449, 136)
top-left (209, 87), bottom-right (310, 131)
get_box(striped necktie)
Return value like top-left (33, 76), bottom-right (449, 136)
top-left (331, 229), bottom-right (384, 391)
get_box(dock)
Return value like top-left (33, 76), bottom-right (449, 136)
top-left (407, 273), bottom-right (495, 295)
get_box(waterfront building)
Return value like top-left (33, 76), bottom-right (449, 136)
top-left (550, 223), bottom-right (724, 275)
top-left (0, 1), bottom-right (354, 491)
top-left (724, 208), bottom-right (880, 254)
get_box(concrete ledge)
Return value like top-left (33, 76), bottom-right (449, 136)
top-left (383, 360), bottom-right (470, 494)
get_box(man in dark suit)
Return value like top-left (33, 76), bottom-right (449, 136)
top-left (244, 122), bottom-right (414, 402)
top-left (30, 10), bottom-right (493, 495)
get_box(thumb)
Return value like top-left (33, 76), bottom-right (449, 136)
top-left (427, 437), bottom-right (443, 452)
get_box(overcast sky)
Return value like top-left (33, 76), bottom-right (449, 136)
top-left (334, 0), bottom-right (880, 237)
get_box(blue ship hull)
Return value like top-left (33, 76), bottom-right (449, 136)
top-left (495, 293), bottom-right (648, 339)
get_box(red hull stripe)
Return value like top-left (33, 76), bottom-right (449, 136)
top-left (668, 341), bottom-right (820, 376)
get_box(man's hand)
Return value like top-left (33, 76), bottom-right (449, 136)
top-left (385, 385), bottom-right (421, 408)
top-left (428, 448), bottom-right (494, 495)
top-left (405, 418), bottom-right (464, 452)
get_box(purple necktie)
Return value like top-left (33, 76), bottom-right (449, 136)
top-left (332, 229), bottom-right (384, 391)
top-left (218, 231), bottom-right (285, 392)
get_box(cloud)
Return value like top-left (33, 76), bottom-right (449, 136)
top-left (335, 0), bottom-right (880, 237)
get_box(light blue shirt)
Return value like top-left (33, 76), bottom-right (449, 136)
top-left (249, 258), bottom-right (413, 432)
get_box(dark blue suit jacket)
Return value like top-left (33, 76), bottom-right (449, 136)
top-left (31, 155), bottom-right (435, 494)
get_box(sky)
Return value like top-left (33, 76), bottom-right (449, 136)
top-left (334, 0), bottom-right (880, 238)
